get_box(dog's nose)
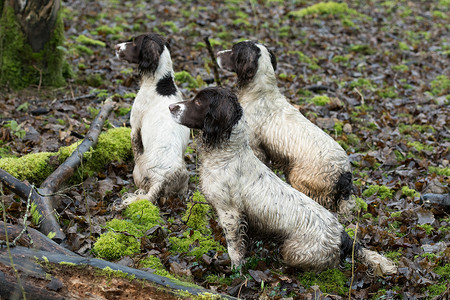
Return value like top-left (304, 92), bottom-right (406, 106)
top-left (169, 104), bottom-right (179, 113)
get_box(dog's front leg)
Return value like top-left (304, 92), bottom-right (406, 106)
top-left (216, 208), bottom-right (246, 268)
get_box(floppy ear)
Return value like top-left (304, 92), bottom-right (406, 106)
top-left (202, 89), bottom-right (243, 148)
top-left (138, 36), bottom-right (162, 74)
top-left (267, 48), bottom-right (277, 71)
top-left (234, 45), bottom-right (260, 88)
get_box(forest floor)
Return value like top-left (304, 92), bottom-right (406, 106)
top-left (0, 0), bottom-right (449, 299)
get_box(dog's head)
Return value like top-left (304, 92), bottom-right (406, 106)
top-left (217, 41), bottom-right (277, 88)
top-left (115, 33), bottom-right (170, 75)
top-left (169, 87), bottom-right (243, 148)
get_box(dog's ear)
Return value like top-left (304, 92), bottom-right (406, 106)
top-left (234, 45), bottom-right (260, 88)
top-left (138, 36), bottom-right (163, 74)
top-left (202, 88), bottom-right (243, 148)
top-left (267, 48), bottom-right (277, 71)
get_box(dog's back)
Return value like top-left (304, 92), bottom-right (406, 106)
top-left (115, 33), bottom-right (189, 205)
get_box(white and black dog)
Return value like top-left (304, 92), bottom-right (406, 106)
top-left (217, 41), bottom-right (353, 213)
top-left (115, 33), bottom-right (189, 205)
top-left (169, 87), bottom-right (396, 274)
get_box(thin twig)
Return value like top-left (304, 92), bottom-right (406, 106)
top-left (204, 37), bottom-right (221, 86)
top-left (57, 92), bottom-right (99, 103)
top-left (12, 184), bottom-right (35, 246)
top-left (349, 222), bottom-right (359, 300)
top-left (354, 88), bottom-right (364, 106)
top-left (1, 183), bottom-right (26, 299)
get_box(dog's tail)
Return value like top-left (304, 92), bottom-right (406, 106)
top-left (341, 231), bottom-right (397, 275)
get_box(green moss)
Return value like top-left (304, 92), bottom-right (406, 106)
top-left (299, 268), bottom-right (349, 295)
top-left (288, 50), bottom-right (319, 70)
top-left (169, 230), bottom-right (226, 259)
top-left (92, 231), bottom-right (140, 260)
top-left (161, 21), bottom-right (179, 33)
top-left (398, 124), bottom-right (435, 134)
top-left (122, 199), bottom-right (163, 231)
top-left (407, 141), bottom-right (433, 152)
top-left (0, 5), bottom-right (66, 89)
top-left (30, 202), bottom-right (42, 226)
top-left (354, 196), bottom-right (368, 211)
top-left (98, 266), bottom-right (136, 281)
top-left (182, 191), bottom-right (211, 233)
top-left (76, 34), bottom-right (106, 47)
top-left (390, 211), bottom-right (402, 218)
top-left (174, 71), bottom-right (203, 89)
top-left (139, 255), bottom-right (175, 279)
top-left (430, 75), bottom-right (450, 96)
top-left (426, 284), bottom-right (446, 298)
top-left (401, 186), bottom-right (420, 198)
top-left (0, 152), bottom-right (56, 184)
top-left (93, 200), bottom-right (162, 261)
top-left (362, 185), bottom-right (393, 200)
top-left (68, 127), bottom-right (132, 180)
top-left (417, 224), bottom-right (434, 235)
top-left (334, 120), bottom-right (343, 135)
top-left (428, 166), bottom-right (450, 176)
top-left (205, 274), bottom-right (232, 286)
top-left (435, 263), bottom-right (450, 281)
top-left (349, 78), bottom-right (375, 89)
top-left (349, 44), bottom-right (375, 55)
top-left (392, 64), bottom-right (409, 72)
top-left (308, 95), bottom-right (330, 106)
top-left (59, 261), bottom-right (77, 266)
top-left (385, 250), bottom-right (402, 263)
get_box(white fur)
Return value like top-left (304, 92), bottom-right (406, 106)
top-left (118, 45), bottom-right (189, 207)
top-left (197, 116), bottom-right (396, 274)
top-left (226, 43), bottom-right (353, 213)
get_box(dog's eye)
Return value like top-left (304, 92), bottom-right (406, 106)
top-left (194, 99), bottom-right (201, 106)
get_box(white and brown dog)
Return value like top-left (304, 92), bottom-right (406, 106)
top-left (217, 41), bottom-right (353, 213)
top-left (169, 87), bottom-right (396, 274)
top-left (115, 33), bottom-right (189, 205)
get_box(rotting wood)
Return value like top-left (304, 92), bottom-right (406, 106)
top-left (0, 246), bottom-right (238, 300)
top-left (0, 100), bottom-right (116, 243)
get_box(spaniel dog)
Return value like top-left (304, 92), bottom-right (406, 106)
top-left (217, 41), bottom-right (353, 213)
top-left (169, 87), bottom-right (396, 275)
top-left (115, 33), bottom-right (189, 205)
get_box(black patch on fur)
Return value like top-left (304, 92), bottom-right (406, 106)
top-left (231, 41), bottom-right (261, 89)
top-left (267, 48), bottom-right (277, 71)
top-left (339, 230), bottom-right (360, 262)
top-left (131, 128), bottom-right (144, 157)
top-left (156, 73), bottom-right (177, 96)
top-left (334, 171), bottom-right (353, 202)
top-left (201, 87), bottom-right (243, 148)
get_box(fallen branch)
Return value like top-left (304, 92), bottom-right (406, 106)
top-left (0, 221), bottom-right (76, 256)
top-left (0, 100), bottom-right (116, 243)
top-left (204, 37), bottom-right (221, 86)
top-left (0, 246), bottom-right (237, 300)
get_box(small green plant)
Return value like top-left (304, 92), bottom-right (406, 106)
top-left (417, 224), bottom-right (434, 235)
top-left (299, 268), bottom-right (349, 295)
top-left (169, 229), bottom-right (226, 259)
top-left (430, 75), bottom-right (449, 96)
top-left (4, 120), bottom-right (26, 139)
top-left (428, 166), bottom-right (450, 176)
top-left (349, 44), bottom-right (375, 55)
top-left (398, 41), bottom-right (410, 51)
top-left (401, 186), bottom-right (420, 198)
top-left (288, 50), bottom-right (319, 70)
top-left (76, 34), bottom-right (106, 47)
top-left (354, 196), bottom-right (368, 211)
top-left (308, 95), bottom-right (330, 106)
top-left (117, 107), bottom-right (131, 116)
top-left (30, 202), bottom-right (42, 226)
top-left (385, 250), bottom-right (402, 263)
top-left (174, 71), bottom-right (204, 89)
top-left (362, 185), bottom-right (393, 200)
top-left (182, 191), bottom-right (211, 233)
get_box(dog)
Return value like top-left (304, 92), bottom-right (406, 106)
top-left (169, 87), bottom-right (396, 274)
top-left (217, 41), bottom-right (353, 213)
top-left (114, 33), bottom-right (189, 205)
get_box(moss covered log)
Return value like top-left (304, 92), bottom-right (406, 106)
top-left (0, 127), bottom-right (132, 185)
top-left (0, 0), bottom-right (68, 89)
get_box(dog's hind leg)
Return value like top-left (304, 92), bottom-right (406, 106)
top-left (215, 208), bottom-right (247, 268)
top-left (280, 237), bottom-right (338, 272)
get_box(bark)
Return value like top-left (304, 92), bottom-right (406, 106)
top-left (0, 0), bottom-right (66, 89)
top-left (0, 100), bottom-right (116, 242)
top-left (0, 246), bottom-right (237, 300)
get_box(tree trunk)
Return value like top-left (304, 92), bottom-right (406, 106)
top-left (0, 0), bottom-right (67, 90)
